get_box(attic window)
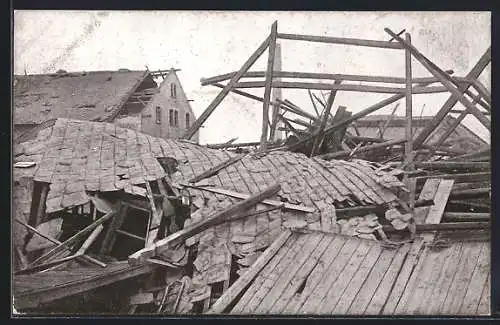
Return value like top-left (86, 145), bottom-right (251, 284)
top-left (174, 110), bottom-right (179, 127)
top-left (156, 106), bottom-right (161, 124)
top-left (169, 109), bottom-right (174, 127)
top-left (185, 113), bottom-right (190, 129)
top-left (170, 84), bottom-right (177, 98)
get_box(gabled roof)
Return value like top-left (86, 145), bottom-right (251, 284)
top-left (13, 70), bottom-right (154, 125)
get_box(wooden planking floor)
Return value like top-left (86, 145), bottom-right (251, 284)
top-left (227, 231), bottom-right (490, 316)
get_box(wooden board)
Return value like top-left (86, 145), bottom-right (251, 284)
top-left (347, 247), bottom-right (396, 314)
top-left (282, 235), bottom-right (347, 314)
top-left (269, 234), bottom-right (335, 314)
top-left (413, 179), bottom-right (441, 224)
top-left (424, 179), bottom-right (454, 225)
top-left (255, 233), bottom-right (324, 313)
top-left (476, 271), bottom-right (490, 315)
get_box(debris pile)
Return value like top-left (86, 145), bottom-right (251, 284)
top-left (12, 21), bottom-right (490, 315)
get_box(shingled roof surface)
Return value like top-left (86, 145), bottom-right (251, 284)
top-left (13, 118), bottom-right (406, 303)
top-left (225, 231), bottom-right (490, 316)
top-left (13, 70), bottom-right (149, 125)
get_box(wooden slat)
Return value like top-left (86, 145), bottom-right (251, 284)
top-left (476, 271), bottom-right (490, 315)
top-left (277, 32), bottom-right (403, 49)
top-left (243, 234), bottom-right (309, 313)
top-left (363, 243), bottom-right (411, 315)
top-left (441, 242), bottom-right (483, 314)
top-left (282, 236), bottom-right (348, 314)
top-left (424, 179), bottom-right (454, 225)
top-left (28, 209), bottom-right (116, 267)
top-left (347, 247), bottom-right (397, 314)
top-left (424, 242), bottom-right (464, 314)
top-left (404, 246), bottom-right (449, 314)
top-left (231, 232), bottom-right (298, 313)
top-left (183, 34), bottom-right (271, 139)
top-left (310, 83), bottom-right (341, 156)
top-left (414, 179), bottom-right (443, 224)
top-left (381, 238), bottom-right (424, 314)
top-left (256, 232), bottom-right (324, 313)
top-left (299, 238), bottom-right (360, 314)
top-left (129, 184), bottom-right (281, 265)
top-left (457, 242), bottom-right (490, 315)
top-left (331, 243), bottom-right (383, 314)
top-left (207, 229), bottom-right (292, 314)
top-left (189, 154), bottom-right (245, 184)
top-left (269, 234), bottom-right (334, 314)
top-left (180, 183), bottom-right (315, 213)
top-left (317, 240), bottom-right (373, 314)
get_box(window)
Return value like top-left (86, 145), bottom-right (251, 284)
top-left (169, 109), bottom-right (174, 126)
top-left (170, 84), bottom-right (177, 98)
top-left (185, 113), bottom-right (190, 129)
top-left (174, 110), bottom-right (179, 127)
top-left (155, 106), bottom-right (161, 124)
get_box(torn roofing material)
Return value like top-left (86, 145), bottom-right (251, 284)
top-left (13, 70), bottom-right (153, 125)
top-left (215, 231), bottom-right (490, 315)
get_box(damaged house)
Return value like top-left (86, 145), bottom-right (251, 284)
top-left (12, 20), bottom-right (490, 316)
top-left (13, 68), bottom-right (199, 143)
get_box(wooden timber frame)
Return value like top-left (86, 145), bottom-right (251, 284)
top-left (187, 21), bottom-right (488, 163)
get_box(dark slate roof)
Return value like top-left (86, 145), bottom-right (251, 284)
top-left (226, 231), bottom-right (490, 316)
top-left (13, 70), bottom-right (151, 125)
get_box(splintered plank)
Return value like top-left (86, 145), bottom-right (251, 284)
top-left (231, 232), bottom-right (298, 313)
top-left (299, 238), bottom-right (361, 314)
top-left (347, 247), bottom-right (397, 314)
top-left (242, 234), bottom-right (310, 313)
top-left (327, 242), bottom-right (382, 315)
top-left (439, 242), bottom-right (483, 315)
top-left (476, 271), bottom-right (490, 315)
top-left (283, 235), bottom-right (348, 314)
top-left (404, 244), bottom-right (452, 314)
top-left (269, 234), bottom-right (335, 314)
top-left (381, 238), bottom-right (424, 314)
top-left (457, 242), bottom-right (490, 315)
top-left (255, 233), bottom-right (325, 314)
top-left (364, 243), bottom-right (411, 315)
top-left (421, 243), bottom-right (464, 315)
top-left (413, 179), bottom-right (442, 224)
top-left (207, 230), bottom-right (292, 314)
top-left (424, 179), bottom-right (454, 225)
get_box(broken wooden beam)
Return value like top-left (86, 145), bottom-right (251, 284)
top-left (116, 229), bottom-right (146, 242)
top-left (414, 49), bottom-right (492, 150)
top-left (346, 135), bottom-right (389, 143)
top-left (260, 21), bottom-right (278, 151)
top-left (128, 184), bottom-right (281, 265)
top-left (76, 224), bottom-right (104, 255)
top-left (277, 33), bottom-right (404, 49)
top-left (28, 209), bottom-right (117, 267)
top-left (383, 221), bottom-right (489, 233)
top-left (318, 138), bottom-right (407, 160)
top-left (15, 253), bottom-right (84, 275)
top-left (310, 82), bottom-right (342, 157)
top-left (449, 187), bottom-right (491, 199)
top-left (178, 183), bottom-right (315, 213)
top-left (207, 229), bottom-right (292, 314)
top-left (447, 148), bottom-right (490, 162)
top-left (413, 161), bottom-right (490, 170)
top-left (442, 212), bottom-right (490, 222)
top-left (336, 199), bottom-right (435, 219)
top-left (189, 154), bottom-right (246, 183)
top-left (385, 28), bottom-right (490, 131)
top-left (404, 32), bottom-right (413, 168)
top-left (99, 204), bottom-right (128, 255)
top-left (183, 34), bottom-right (271, 139)
top-left (414, 172), bottom-right (491, 184)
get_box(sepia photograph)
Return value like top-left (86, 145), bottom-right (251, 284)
top-left (12, 10), bottom-right (491, 316)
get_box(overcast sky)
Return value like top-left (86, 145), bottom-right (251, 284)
top-left (13, 11), bottom-right (490, 144)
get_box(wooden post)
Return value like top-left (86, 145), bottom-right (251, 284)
top-left (269, 42), bottom-right (283, 141)
top-left (382, 31), bottom-right (489, 131)
top-left (99, 204), bottom-right (128, 255)
top-left (404, 33), bottom-right (415, 212)
top-left (310, 80), bottom-right (342, 157)
top-left (260, 21), bottom-right (278, 151)
top-left (183, 34), bottom-right (271, 140)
